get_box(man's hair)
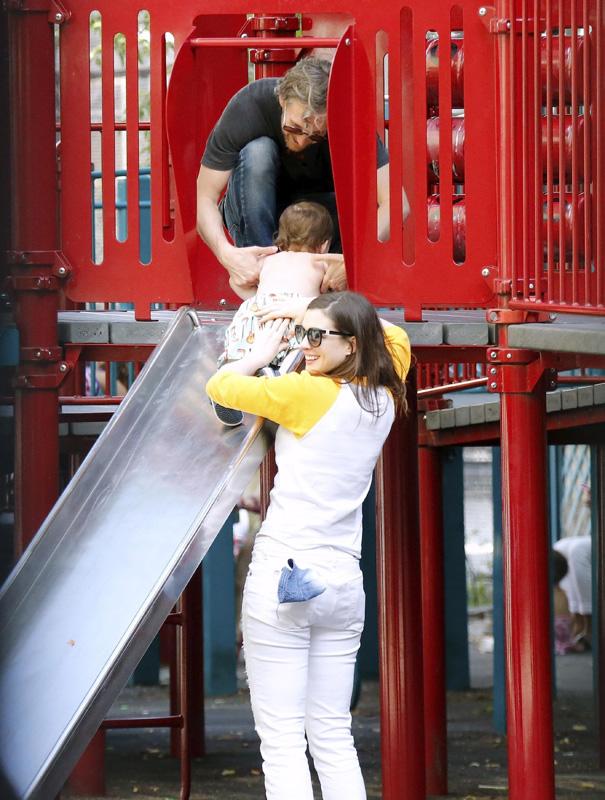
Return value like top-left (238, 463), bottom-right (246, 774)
top-left (276, 57), bottom-right (332, 117)
top-left (274, 202), bottom-right (333, 252)
top-left (306, 292), bottom-right (408, 416)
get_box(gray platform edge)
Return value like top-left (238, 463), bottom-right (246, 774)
top-left (425, 383), bottom-right (605, 430)
top-left (0, 307), bottom-right (274, 800)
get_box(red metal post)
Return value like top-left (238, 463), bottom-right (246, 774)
top-left (375, 369), bottom-right (425, 799)
top-left (419, 446), bottom-right (447, 794)
top-left (7, 2), bottom-right (61, 553)
top-left (500, 369), bottom-right (555, 799)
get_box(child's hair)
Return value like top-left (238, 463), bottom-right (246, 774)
top-left (553, 550), bottom-right (569, 585)
top-left (274, 201), bottom-right (333, 253)
top-left (306, 291), bottom-right (408, 415)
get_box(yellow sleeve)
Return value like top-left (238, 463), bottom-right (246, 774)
top-left (384, 325), bottom-right (411, 380)
top-left (206, 370), bottom-right (340, 437)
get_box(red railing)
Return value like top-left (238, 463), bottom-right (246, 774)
top-left (496, 0), bottom-right (604, 314)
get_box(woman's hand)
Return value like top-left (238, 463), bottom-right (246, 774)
top-left (248, 318), bottom-right (291, 368)
top-left (220, 318), bottom-right (291, 376)
top-left (255, 297), bottom-right (312, 326)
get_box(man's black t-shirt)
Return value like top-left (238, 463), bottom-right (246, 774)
top-left (202, 78), bottom-right (388, 198)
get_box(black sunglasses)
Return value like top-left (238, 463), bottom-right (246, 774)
top-left (294, 324), bottom-right (353, 348)
top-left (282, 124), bottom-right (326, 143)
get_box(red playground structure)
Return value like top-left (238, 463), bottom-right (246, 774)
top-left (1, 0), bottom-right (604, 798)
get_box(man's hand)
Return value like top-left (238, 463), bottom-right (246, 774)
top-left (219, 243), bottom-right (278, 290)
top-left (316, 253), bottom-right (348, 293)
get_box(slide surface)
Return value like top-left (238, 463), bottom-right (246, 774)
top-left (0, 308), bottom-right (273, 799)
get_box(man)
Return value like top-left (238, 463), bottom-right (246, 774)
top-left (196, 56), bottom-right (399, 297)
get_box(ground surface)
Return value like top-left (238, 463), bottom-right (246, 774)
top-left (61, 644), bottom-right (603, 800)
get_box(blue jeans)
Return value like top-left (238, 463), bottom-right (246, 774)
top-left (221, 137), bottom-right (341, 250)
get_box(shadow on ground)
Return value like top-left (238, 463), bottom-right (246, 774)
top-left (62, 649), bottom-right (602, 799)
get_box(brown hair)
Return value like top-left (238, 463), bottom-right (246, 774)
top-left (274, 201), bottom-right (333, 253)
top-left (276, 57), bottom-right (332, 117)
top-left (306, 292), bottom-right (408, 416)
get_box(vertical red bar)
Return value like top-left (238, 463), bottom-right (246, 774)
top-left (419, 447), bottom-right (447, 795)
top-left (375, 370), bottom-right (425, 800)
top-left (500, 371), bottom-right (555, 800)
top-left (8, 6), bottom-right (60, 552)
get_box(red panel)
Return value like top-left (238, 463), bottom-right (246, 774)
top-left (59, 2), bottom-right (198, 319)
top-left (330, 6), bottom-right (499, 319)
top-left (167, 15), bottom-right (248, 310)
top-left (499, 0), bottom-right (604, 314)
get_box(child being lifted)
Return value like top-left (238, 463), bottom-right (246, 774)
top-left (212, 200), bottom-right (336, 426)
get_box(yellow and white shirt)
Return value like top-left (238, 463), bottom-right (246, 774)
top-left (206, 325), bottom-right (411, 559)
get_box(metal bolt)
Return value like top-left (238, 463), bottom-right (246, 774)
top-left (59, 363), bottom-right (68, 373)
top-left (345, 38), bottom-right (351, 46)
top-left (35, 350), bottom-right (42, 359)
top-left (489, 311), bottom-right (498, 322)
top-left (219, 299), bottom-right (227, 307)
top-left (506, 20), bottom-right (512, 29)
top-left (506, 352), bottom-right (512, 359)
top-left (529, 282), bottom-right (535, 290)
top-left (481, 268), bottom-right (490, 277)
top-left (241, 33), bottom-right (248, 38)
top-left (489, 367), bottom-right (497, 375)
top-left (55, 12), bottom-right (63, 22)
top-left (478, 6), bottom-right (488, 16)
top-left (490, 351), bottom-right (498, 359)
top-left (57, 266), bottom-right (67, 276)
top-left (490, 382), bottom-right (498, 389)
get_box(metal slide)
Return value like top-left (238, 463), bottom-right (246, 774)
top-left (0, 308), bottom-right (275, 800)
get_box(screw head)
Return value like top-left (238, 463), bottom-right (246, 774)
top-left (241, 33), bottom-right (248, 38)
top-left (490, 381), bottom-right (498, 389)
top-left (57, 266), bottom-right (67, 276)
top-left (490, 351), bottom-right (497, 359)
top-left (219, 299), bottom-right (227, 307)
top-left (478, 6), bottom-right (488, 16)
top-left (481, 268), bottom-right (490, 277)
top-left (490, 367), bottom-right (497, 375)
top-left (345, 38), bottom-right (351, 46)
top-left (59, 363), bottom-right (68, 373)
top-left (489, 311), bottom-right (498, 322)
top-left (506, 352), bottom-right (512, 359)
top-left (55, 12), bottom-right (63, 22)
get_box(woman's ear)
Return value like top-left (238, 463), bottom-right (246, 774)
top-left (348, 336), bottom-right (357, 355)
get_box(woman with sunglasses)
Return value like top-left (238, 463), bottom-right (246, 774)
top-left (206, 291), bottom-right (410, 800)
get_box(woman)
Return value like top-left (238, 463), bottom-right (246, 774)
top-left (206, 291), bottom-right (411, 800)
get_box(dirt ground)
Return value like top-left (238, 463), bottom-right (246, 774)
top-left (61, 649), bottom-right (604, 800)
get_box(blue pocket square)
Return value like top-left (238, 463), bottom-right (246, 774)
top-left (277, 559), bottom-right (326, 604)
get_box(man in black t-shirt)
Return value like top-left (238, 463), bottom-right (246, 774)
top-left (196, 57), bottom-right (393, 296)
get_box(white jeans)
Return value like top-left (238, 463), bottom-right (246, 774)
top-left (242, 540), bottom-right (367, 800)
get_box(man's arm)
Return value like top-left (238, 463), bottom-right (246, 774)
top-left (196, 164), bottom-right (277, 290)
top-left (376, 164), bottom-right (410, 242)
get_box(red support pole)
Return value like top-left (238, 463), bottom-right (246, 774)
top-left (375, 369), bottom-right (425, 800)
top-left (500, 372), bottom-right (555, 799)
top-left (7, 1), bottom-right (60, 553)
top-left (419, 446), bottom-right (447, 795)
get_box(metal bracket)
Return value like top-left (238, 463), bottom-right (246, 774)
top-left (485, 348), bottom-right (557, 393)
top-left (249, 48), bottom-right (299, 63)
top-left (5, 249), bottom-right (72, 280)
top-left (3, 0), bottom-right (70, 23)
top-left (486, 308), bottom-right (552, 324)
top-left (250, 15), bottom-right (300, 32)
top-left (477, 6), bottom-right (511, 34)
top-left (13, 346), bottom-right (76, 390)
top-left (20, 345), bottom-right (63, 363)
